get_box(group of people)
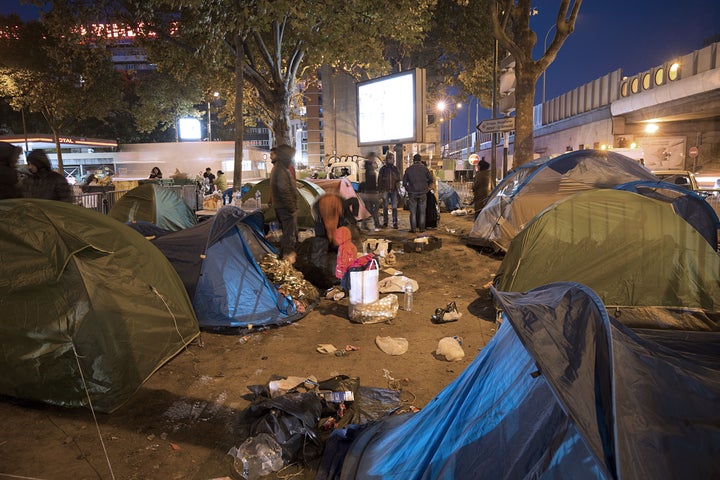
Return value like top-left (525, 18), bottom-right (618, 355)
top-left (358, 150), bottom-right (436, 234)
top-left (192, 167), bottom-right (228, 195)
top-left (0, 141), bottom-right (72, 202)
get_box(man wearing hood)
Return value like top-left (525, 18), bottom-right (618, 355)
top-left (0, 141), bottom-right (22, 200)
top-left (22, 149), bottom-right (72, 202)
top-left (269, 144), bottom-right (298, 263)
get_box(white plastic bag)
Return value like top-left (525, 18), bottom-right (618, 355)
top-left (436, 336), bottom-right (465, 362)
top-left (228, 433), bottom-right (284, 480)
top-left (349, 258), bottom-right (379, 305)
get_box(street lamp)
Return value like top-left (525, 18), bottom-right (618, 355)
top-left (542, 24), bottom-right (556, 104)
top-left (436, 100), bottom-right (447, 156)
top-left (207, 91), bottom-right (219, 141)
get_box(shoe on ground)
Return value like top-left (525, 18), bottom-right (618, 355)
top-left (382, 224), bottom-right (388, 228)
top-left (393, 224), bottom-right (399, 229)
top-left (372, 228), bottom-right (380, 232)
top-left (410, 229), bottom-right (417, 233)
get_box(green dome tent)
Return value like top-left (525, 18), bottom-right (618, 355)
top-left (0, 199), bottom-right (199, 412)
top-left (109, 183), bottom-right (198, 231)
top-left (242, 178), bottom-right (324, 229)
top-left (494, 189), bottom-right (720, 323)
top-left (466, 150), bottom-right (657, 252)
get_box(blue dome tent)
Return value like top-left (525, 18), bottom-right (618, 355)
top-left (324, 283), bottom-right (720, 479)
top-left (151, 206), bottom-right (315, 331)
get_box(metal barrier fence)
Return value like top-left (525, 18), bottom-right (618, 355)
top-left (71, 185), bottom-right (202, 214)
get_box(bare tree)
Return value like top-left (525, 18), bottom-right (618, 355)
top-left (491, 0), bottom-right (582, 167)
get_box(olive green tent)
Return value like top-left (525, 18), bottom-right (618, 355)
top-left (0, 199), bottom-right (200, 412)
top-left (242, 178), bottom-right (324, 228)
top-left (494, 190), bottom-right (720, 321)
top-left (109, 183), bottom-right (198, 231)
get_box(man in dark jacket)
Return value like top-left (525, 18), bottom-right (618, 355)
top-left (269, 144), bottom-right (298, 263)
top-left (377, 151), bottom-right (401, 229)
top-left (472, 159), bottom-right (492, 218)
top-left (0, 141), bottom-right (22, 200)
top-left (402, 153), bottom-right (433, 233)
top-left (22, 149), bottom-right (72, 202)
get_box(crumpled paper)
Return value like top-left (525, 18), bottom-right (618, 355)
top-left (375, 336), bottom-right (408, 355)
top-left (378, 275), bottom-right (418, 293)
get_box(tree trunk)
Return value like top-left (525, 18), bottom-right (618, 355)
top-left (273, 98), bottom-right (292, 146)
top-left (51, 129), bottom-right (64, 174)
top-left (513, 62), bottom-right (536, 167)
top-left (233, 34), bottom-right (244, 190)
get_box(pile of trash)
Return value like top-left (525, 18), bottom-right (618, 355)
top-left (228, 374), bottom-right (407, 479)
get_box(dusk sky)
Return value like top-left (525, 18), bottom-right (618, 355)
top-left (2, 1), bottom-right (719, 139)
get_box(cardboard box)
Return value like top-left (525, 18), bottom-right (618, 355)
top-left (403, 236), bottom-right (442, 253)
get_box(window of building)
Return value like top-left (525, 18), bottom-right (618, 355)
top-left (654, 68), bottom-right (664, 86)
top-left (642, 73), bottom-right (651, 90)
top-left (620, 81), bottom-right (628, 97)
top-left (631, 77), bottom-right (639, 94)
top-left (668, 63), bottom-right (680, 81)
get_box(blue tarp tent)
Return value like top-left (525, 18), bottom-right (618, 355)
top-left (436, 181), bottom-right (461, 211)
top-left (151, 206), bottom-right (308, 330)
top-left (328, 283), bottom-right (720, 479)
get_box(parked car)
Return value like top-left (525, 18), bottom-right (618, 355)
top-left (652, 169), bottom-right (701, 191)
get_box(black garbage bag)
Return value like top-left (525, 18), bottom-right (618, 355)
top-left (248, 392), bottom-right (324, 464)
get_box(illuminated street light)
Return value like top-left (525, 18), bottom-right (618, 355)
top-left (645, 123), bottom-right (659, 134)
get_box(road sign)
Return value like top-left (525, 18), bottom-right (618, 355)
top-left (468, 153), bottom-right (480, 165)
top-left (689, 146), bottom-right (698, 158)
top-left (477, 117), bottom-right (516, 134)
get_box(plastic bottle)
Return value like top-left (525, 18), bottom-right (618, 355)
top-left (234, 190), bottom-right (242, 207)
top-left (255, 189), bottom-right (261, 207)
top-left (231, 433), bottom-right (283, 480)
top-left (404, 279), bottom-right (413, 311)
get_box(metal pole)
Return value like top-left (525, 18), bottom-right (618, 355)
top-left (207, 101), bottom-right (212, 141)
top-left (542, 25), bottom-right (556, 104)
top-left (491, 38), bottom-right (498, 188)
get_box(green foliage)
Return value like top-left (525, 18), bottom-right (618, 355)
top-left (0, 11), bottom-right (125, 168)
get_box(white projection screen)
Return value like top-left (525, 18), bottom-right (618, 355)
top-left (356, 68), bottom-right (425, 146)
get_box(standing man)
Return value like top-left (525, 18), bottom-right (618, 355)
top-left (358, 153), bottom-right (381, 231)
top-left (472, 159), bottom-right (492, 218)
top-left (22, 149), bottom-right (72, 202)
top-left (378, 151), bottom-right (401, 229)
top-left (269, 144), bottom-right (298, 264)
top-left (403, 153), bottom-right (433, 233)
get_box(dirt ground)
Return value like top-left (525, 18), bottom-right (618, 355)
top-left (0, 207), bottom-right (502, 480)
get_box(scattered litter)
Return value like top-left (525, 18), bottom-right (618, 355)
top-left (382, 267), bottom-right (403, 276)
top-left (325, 287), bottom-right (345, 301)
top-left (268, 376), bottom-right (318, 397)
top-left (378, 276), bottom-right (418, 293)
top-left (431, 302), bottom-right (462, 323)
top-left (228, 433), bottom-right (284, 480)
top-left (450, 208), bottom-right (468, 216)
top-left (348, 294), bottom-right (399, 324)
top-left (436, 336), bottom-right (465, 361)
top-left (316, 344), bottom-right (337, 354)
top-left (375, 336), bottom-right (409, 356)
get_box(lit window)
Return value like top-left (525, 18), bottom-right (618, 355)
top-left (669, 63), bottom-right (680, 81)
top-left (621, 81), bottom-right (628, 97)
top-left (643, 73), bottom-right (651, 90)
top-left (655, 68), bottom-right (664, 86)
top-left (631, 78), bottom-right (639, 93)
